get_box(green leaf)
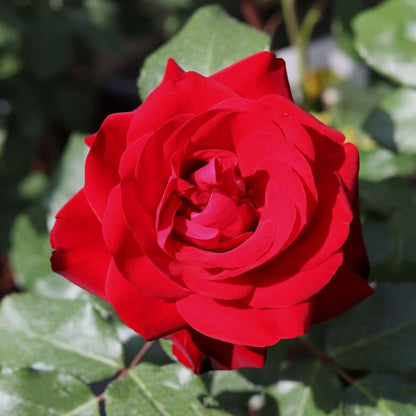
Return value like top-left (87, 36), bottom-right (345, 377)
top-left (352, 0), bottom-right (416, 86)
top-left (341, 373), bottom-right (416, 416)
top-left (0, 369), bottom-right (99, 416)
top-left (46, 132), bottom-right (89, 230)
top-left (158, 338), bottom-right (178, 363)
top-left (10, 205), bottom-right (85, 298)
top-left (359, 147), bottom-right (416, 181)
top-left (360, 178), bottom-right (416, 281)
top-left (210, 371), bottom-right (258, 398)
top-left (266, 360), bottom-right (341, 416)
top-left (0, 294), bottom-right (122, 382)
top-left (239, 340), bottom-right (291, 386)
top-left (359, 177), bottom-right (416, 216)
top-left (364, 88), bottom-right (416, 154)
top-left (210, 371), bottom-right (260, 416)
top-left (105, 363), bottom-right (231, 415)
top-left (138, 5), bottom-right (270, 100)
top-left (326, 283), bottom-right (416, 371)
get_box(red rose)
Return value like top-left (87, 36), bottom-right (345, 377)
top-left (50, 52), bottom-right (373, 374)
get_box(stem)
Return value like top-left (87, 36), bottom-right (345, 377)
top-left (281, 0), bottom-right (300, 47)
top-left (300, 338), bottom-right (357, 386)
top-left (116, 341), bottom-right (154, 381)
top-left (280, 0), bottom-right (328, 104)
top-left (281, 0), bottom-right (307, 98)
top-left (299, 0), bottom-right (328, 48)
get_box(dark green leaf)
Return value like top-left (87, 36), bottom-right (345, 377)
top-left (210, 371), bottom-right (260, 416)
top-left (266, 360), bottom-right (341, 416)
top-left (360, 178), bottom-right (416, 281)
top-left (364, 88), bottom-right (416, 154)
top-left (105, 363), bottom-right (231, 415)
top-left (138, 5), bottom-right (270, 100)
top-left (360, 177), bottom-right (416, 216)
top-left (0, 369), bottom-right (99, 416)
top-left (341, 373), bottom-right (416, 416)
top-left (352, 0), bottom-right (416, 86)
top-left (326, 283), bottom-right (416, 371)
top-left (0, 294), bottom-right (123, 382)
top-left (239, 340), bottom-right (291, 386)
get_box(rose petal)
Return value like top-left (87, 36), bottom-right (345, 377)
top-left (247, 251), bottom-right (344, 308)
top-left (263, 164), bottom-right (353, 275)
top-left (211, 51), bottom-right (293, 101)
top-left (168, 328), bottom-right (266, 374)
top-left (176, 294), bottom-right (313, 346)
top-left (85, 112), bottom-right (133, 220)
top-left (50, 189), bottom-right (110, 299)
top-left (102, 185), bottom-right (188, 300)
top-left (105, 261), bottom-right (187, 340)
top-left (312, 185), bottom-right (372, 323)
top-left (127, 72), bottom-right (238, 145)
top-left (336, 142), bottom-right (359, 201)
top-left (260, 94), bottom-right (345, 145)
top-left (161, 58), bottom-right (185, 84)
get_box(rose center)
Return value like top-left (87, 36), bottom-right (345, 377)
top-left (173, 152), bottom-right (259, 251)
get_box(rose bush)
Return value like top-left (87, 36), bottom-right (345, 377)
top-left (50, 52), bottom-right (373, 374)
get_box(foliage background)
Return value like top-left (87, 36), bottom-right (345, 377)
top-left (1, 0), bottom-right (415, 415)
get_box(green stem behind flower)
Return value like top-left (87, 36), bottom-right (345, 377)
top-left (280, 0), bottom-right (328, 106)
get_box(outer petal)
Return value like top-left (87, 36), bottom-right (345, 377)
top-left (253, 164), bottom-right (352, 278)
top-left (176, 295), bottom-right (313, 347)
top-left (247, 252), bottom-right (344, 308)
top-left (161, 58), bottom-right (186, 83)
top-left (105, 261), bottom-right (187, 340)
top-left (85, 112), bottom-right (133, 220)
top-left (102, 185), bottom-right (188, 300)
top-left (50, 189), bottom-right (110, 300)
top-left (168, 328), bottom-right (266, 374)
top-left (211, 52), bottom-right (293, 101)
top-left (127, 72), bottom-right (238, 144)
top-left (259, 94), bottom-right (345, 146)
top-left (336, 142), bottom-right (359, 201)
top-left (312, 192), bottom-right (373, 323)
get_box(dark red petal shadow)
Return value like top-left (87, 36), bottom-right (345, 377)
top-left (168, 328), bottom-right (266, 374)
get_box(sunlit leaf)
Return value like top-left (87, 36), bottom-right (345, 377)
top-left (138, 5), bottom-right (270, 100)
top-left (106, 363), bottom-right (231, 415)
top-left (353, 0), bottom-right (416, 86)
top-left (0, 294), bottom-right (123, 382)
top-left (0, 369), bottom-right (99, 416)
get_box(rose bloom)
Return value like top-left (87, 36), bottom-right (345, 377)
top-left (51, 52), bottom-right (373, 374)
